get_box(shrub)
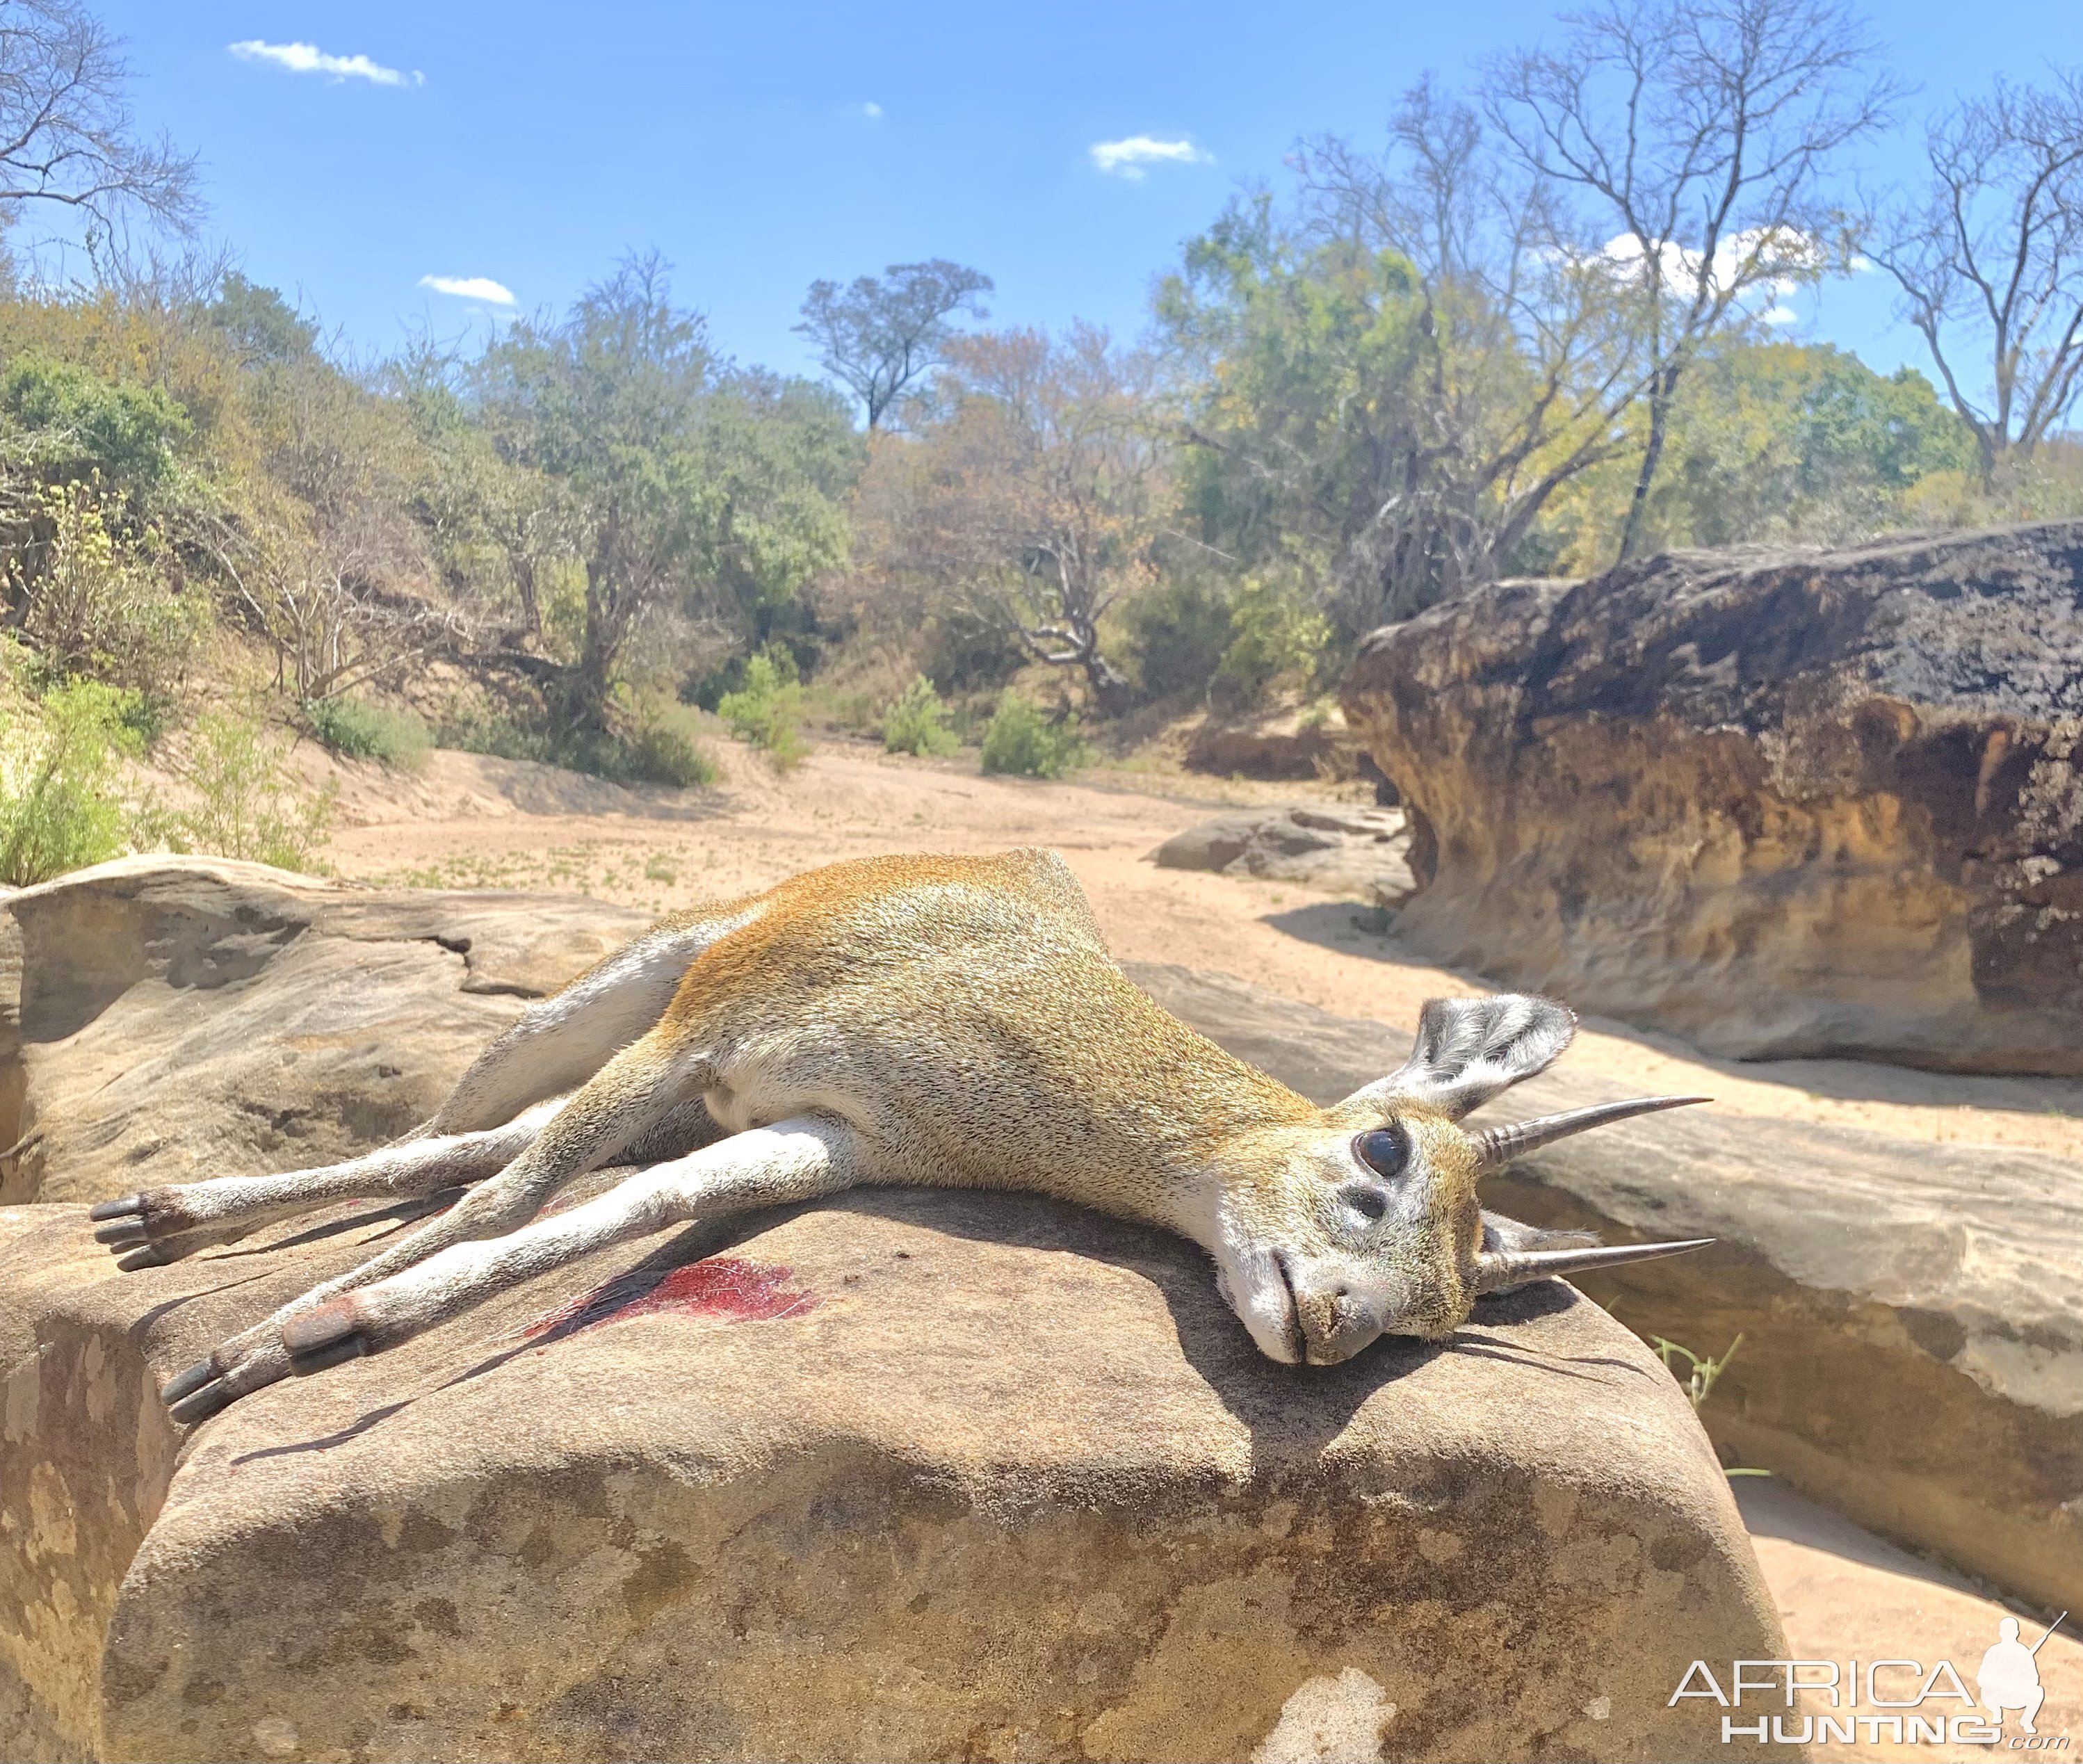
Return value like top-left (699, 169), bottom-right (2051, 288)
top-left (0, 680), bottom-right (140, 885)
top-left (716, 651), bottom-right (809, 771)
top-left (306, 695), bottom-right (431, 769)
top-left (149, 712), bottom-right (335, 873)
top-left (1213, 576), bottom-right (1334, 707)
top-left (1124, 576), bottom-right (1234, 702)
top-left (880, 675), bottom-right (959, 757)
top-left (1, 355), bottom-right (192, 493)
top-left (979, 691), bottom-right (1088, 779)
top-left (617, 693), bottom-right (717, 787)
top-left (13, 481), bottom-right (207, 712)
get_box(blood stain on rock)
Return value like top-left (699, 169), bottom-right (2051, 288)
top-left (523, 1257), bottom-right (818, 1343)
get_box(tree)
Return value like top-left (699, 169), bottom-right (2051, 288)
top-left (0, 0), bottom-right (199, 237)
top-left (1872, 73), bottom-right (2083, 485)
top-left (1165, 88), bottom-right (1646, 631)
top-left (1486, 0), bottom-right (1891, 560)
top-left (884, 324), bottom-right (1162, 715)
top-left (795, 259), bottom-right (992, 429)
top-left (472, 253), bottom-right (855, 734)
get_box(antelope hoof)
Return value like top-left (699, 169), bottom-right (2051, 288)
top-left (161, 1356), bottom-right (236, 1425)
top-left (282, 1298), bottom-right (371, 1373)
top-left (89, 1190), bottom-right (263, 1266)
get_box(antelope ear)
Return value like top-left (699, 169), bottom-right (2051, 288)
top-left (1338, 995), bottom-right (1576, 1122)
top-left (1481, 1211), bottom-right (1598, 1256)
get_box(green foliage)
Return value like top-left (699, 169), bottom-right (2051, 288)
top-left (979, 691), bottom-right (1088, 778)
top-left (1123, 576), bottom-right (1234, 702)
top-left (1651, 1334), bottom-right (1746, 1411)
top-left (0, 353), bottom-right (192, 495)
top-left (716, 650), bottom-right (809, 770)
top-left (206, 273), bottom-right (319, 366)
top-left (616, 692), bottom-right (718, 787)
top-left (10, 480), bottom-right (207, 710)
top-left (1214, 576), bottom-right (1334, 704)
top-left (0, 679), bottom-right (140, 885)
top-left (147, 712), bottom-right (335, 873)
top-left (305, 695), bottom-right (431, 769)
top-left (880, 675), bottom-right (959, 756)
top-left (471, 255), bottom-right (859, 736)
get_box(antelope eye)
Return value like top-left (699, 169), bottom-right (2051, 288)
top-left (1353, 1126), bottom-right (1409, 1179)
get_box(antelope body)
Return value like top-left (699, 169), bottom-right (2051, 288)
top-left (91, 849), bottom-right (1708, 1424)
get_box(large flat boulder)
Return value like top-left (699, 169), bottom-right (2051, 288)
top-left (1340, 521), bottom-right (2083, 1074)
top-left (1, 859), bottom-right (1788, 1763)
top-left (1126, 964), bottom-right (2083, 1617)
top-left (1149, 805), bottom-right (1417, 905)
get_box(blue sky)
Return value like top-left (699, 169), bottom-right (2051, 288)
top-left (81, 1), bottom-right (2082, 390)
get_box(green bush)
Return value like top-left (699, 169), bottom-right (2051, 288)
top-left (1125, 576), bottom-right (1234, 702)
top-left (880, 675), bottom-right (959, 757)
top-left (1, 355), bottom-right (192, 494)
top-left (305, 695), bottom-right (431, 769)
top-left (13, 481), bottom-right (207, 713)
top-left (979, 692), bottom-right (1088, 779)
top-left (1214, 576), bottom-right (1334, 705)
top-left (0, 680), bottom-right (140, 885)
top-left (716, 652), bottom-right (808, 771)
top-left (147, 712), bottom-right (335, 873)
top-left (617, 693), bottom-right (717, 787)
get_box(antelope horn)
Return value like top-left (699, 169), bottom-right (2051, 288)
top-left (1469, 1095), bottom-right (1711, 1172)
top-left (1473, 1236), bottom-right (1716, 1294)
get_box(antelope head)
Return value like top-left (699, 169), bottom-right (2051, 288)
top-left (1204, 994), bottom-right (1710, 1366)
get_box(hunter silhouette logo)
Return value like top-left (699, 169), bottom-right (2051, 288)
top-left (1671, 1611), bottom-right (2070, 1749)
top-left (1980, 1615), bottom-right (2064, 1738)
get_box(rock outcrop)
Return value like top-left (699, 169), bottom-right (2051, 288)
top-left (1, 859), bottom-right (1787, 1763)
top-left (1340, 521), bottom-right (2083, 1074)
top-left (1149, 804), bottom-right (1417, 905)
top-left (1130, 964), bottom-right (2083, 1617)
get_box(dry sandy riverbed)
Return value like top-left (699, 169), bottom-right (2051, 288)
top-left (307, 735), bottom-right (2082, 1755)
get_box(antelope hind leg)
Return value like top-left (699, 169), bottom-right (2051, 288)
top-left (162, 1028), bottom-right (712, 1424)
top-left (284, 1115), bottom-right (859, 1372)
top-left (90, 1100), bottom-right (569, 1269)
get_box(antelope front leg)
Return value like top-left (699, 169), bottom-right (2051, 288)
top-left (161, 1030), bottom-right (708, 1423)
top-left (89, 1101), bottom-right (569, 1268)
top-left (281, 1115), bottom-right (860, 1372)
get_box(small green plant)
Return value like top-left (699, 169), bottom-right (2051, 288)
top-left (1214, 575), bottom-right (1334, 706)
top-left (880, 675), bottom-right (959, 757)
top-left (979, 691), bottom-right (1089, 779)
top-left (616, 693), bottom-right (717, 788)
top-left (716, 651), bottom-right (809, 772)
top-left (305, 695), bottom-right (431, 769)
top-left (1652, 1333), bottom-right (1744, 1410)
top-left (0, 680), bottom-right (140, 885)
top-left (145, 711), bottom-right (336, 872)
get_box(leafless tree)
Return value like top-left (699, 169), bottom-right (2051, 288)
top-left (0, 0), bottom-right (198, 240)
top-left (1871, 73), bottom-right (2083, 485)
top-left (1485, 0), bottom-right (1892, 561)
top-left (1281, 79), bottom-right (1648, 619)
top-left (795, 259), bottom-right (992, 430)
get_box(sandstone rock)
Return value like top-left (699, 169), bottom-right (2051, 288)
top-left (1340, 521), bottom-right (2083, 1075)
top-left (1184, 705), bottom-right (1363, 783)
top-left (1126, 963), bottom-right (2083, 1616)
top-left (1150, 806), bottom-right (1417, 905)
top-left (0, 856), bottom-right (650, 1206)
top-left (0, 860), bottom-right (1787, 1763)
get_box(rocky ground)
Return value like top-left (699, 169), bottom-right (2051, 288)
top-left (57, 731), bottom-right (2074, 1757)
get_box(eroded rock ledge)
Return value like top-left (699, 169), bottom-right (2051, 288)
top-left (1340, 520), bottom-right (2083, 1074)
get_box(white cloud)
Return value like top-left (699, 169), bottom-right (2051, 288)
top-left (861, 101), bottom-right (884, 120)
top-left (1592, 226), bottom-right (1822, 321)
top-left (229, 40), bottom-right (421, 88)
top-left (419, 275), bottom-right (514, 305)
top-left (1088, 135), bottom-right (1213, 179)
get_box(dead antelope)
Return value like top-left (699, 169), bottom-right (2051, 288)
top-left (91, 848), bottom-right (1709, 1423)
